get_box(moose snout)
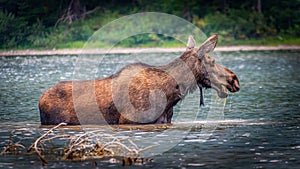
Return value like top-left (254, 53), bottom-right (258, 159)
top-left (227, 75), bottom-right (240, 92)
top-left (234, 79), bottom-right (240, 91)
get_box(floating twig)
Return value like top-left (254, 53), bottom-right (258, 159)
top-left (27, 122), bottom-right (67, 165)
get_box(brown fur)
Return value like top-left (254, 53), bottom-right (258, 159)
top-left (39, 35), bottom-right (240, 125)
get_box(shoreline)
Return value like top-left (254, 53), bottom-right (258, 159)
top-left (1, 45), bottom-right (300, 56)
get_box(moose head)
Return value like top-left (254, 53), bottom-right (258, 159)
top-left (181, 34), bottom-right (240, 106)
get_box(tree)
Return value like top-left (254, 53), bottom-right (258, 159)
top-left (56, 0), bottom-right (99, 26)
top-left (257, 0), bottom-right (262, 13)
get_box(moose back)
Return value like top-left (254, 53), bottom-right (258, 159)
top-left (39, 34), bottom-right (240, 125)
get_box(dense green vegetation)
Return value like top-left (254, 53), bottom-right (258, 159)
top-left (1, 0), bottom-right (300, 49)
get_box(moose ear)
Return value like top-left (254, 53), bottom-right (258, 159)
top-left (197, 34), bottom-right (218, 59)
top-left (186, 35), bottom-right (195, 49)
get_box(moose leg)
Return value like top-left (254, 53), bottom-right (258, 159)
top-left (166, 107), bottom-right (173, 123)
top-left (155, 107), bottom-right (173, 124)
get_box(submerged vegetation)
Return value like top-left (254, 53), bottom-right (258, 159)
top-left (1, 123), bottom-right (157, 166)
top-left (0, 0), bottom-right (300, 49)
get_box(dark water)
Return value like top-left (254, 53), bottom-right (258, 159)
top-left (0, 51), bottom-right (299, 168)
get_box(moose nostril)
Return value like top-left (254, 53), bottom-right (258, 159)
top-left (234, 81), bottom-right (240, 91)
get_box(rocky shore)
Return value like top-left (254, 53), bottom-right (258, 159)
top-left (1, 45), bottom-right (300, 56)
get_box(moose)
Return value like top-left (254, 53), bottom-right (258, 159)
top-left (39, 34), bottom-right (240, 125)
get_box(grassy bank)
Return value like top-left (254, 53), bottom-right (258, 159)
top-left (229, 37), bottom-right (300, 46)
top-left (49, 36), bottom-right (300, 50)
top-left (1, 35), bottom-right (300, 53)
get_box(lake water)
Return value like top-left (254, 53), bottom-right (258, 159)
top-left (0, 51), bottom-right (299, 168)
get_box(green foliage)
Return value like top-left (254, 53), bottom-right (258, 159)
top-left (27, 19), bottom-right (50, 47)
top-left (1, 0), bottom-right (300, 49)
top-left (117, 34), bottom-right (174, 47)
top-left (0, 11), bottom-right (27, 48)
top-left (193, 9), bottom-right (277, 44)
top-left (46, 11), bottom-right (121, 49)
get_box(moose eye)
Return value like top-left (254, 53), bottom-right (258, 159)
top-left (211, 59), bottom-right (215, 65)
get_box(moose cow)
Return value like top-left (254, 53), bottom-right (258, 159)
top-left (39, 34), bottom-right (240, 125)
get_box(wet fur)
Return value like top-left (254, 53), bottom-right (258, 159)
top-left (39, 35), bottom-right (240, 125)
top-left (39, 50), bottom-right (208, 125)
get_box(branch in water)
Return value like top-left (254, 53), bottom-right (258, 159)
top-left (27, 122), bottom-right (67, 165)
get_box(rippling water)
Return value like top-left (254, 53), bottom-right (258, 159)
top-left (0, 51), bottom-right (299, 168)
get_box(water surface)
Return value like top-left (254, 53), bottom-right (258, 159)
top-left (0, 51), bottom-right (299, 168)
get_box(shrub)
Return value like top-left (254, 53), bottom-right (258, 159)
top-left (193, 9), bottom-right (276, 44)
top-left (0, 11), bottom-right (28, 48)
